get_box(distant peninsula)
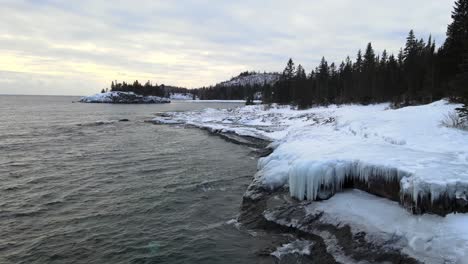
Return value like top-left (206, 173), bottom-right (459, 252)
top-left (80, 91), bottom-right (171, 104)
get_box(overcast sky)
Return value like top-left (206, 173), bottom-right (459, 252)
top-left (0, 0), bottom-right (455, 95)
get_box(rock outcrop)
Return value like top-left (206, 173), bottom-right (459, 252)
top-left (80, 92), bottom-right (171, 104)
top-left (239, 181), bottom-right (421, 264)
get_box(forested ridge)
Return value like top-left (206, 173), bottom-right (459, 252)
top-left (266, 0), bottom-right (467, 113)
top-left (106, 0), bottom-right (467, 117)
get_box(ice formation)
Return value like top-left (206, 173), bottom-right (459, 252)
top-left (153, 100), bottom-right (468, 211)
top-left (154, 100), bottom-right (468, 262)
top-left (307, 190), bottom-right (468, 263)
top-left (288, 159), bottom-right (408, 201)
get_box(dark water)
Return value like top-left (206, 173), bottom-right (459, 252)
top-left (0, 96), bottom-right (275, 264)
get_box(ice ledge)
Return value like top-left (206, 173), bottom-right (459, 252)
top-left (286, 159), bottom-right (468, 216)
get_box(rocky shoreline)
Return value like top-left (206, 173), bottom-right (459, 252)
top-left (150, 103), bottom-right (468, 263)
top-left (80, 91), bottom-right (171, 104)
top-left (151, 122), bottom-right (419, 263)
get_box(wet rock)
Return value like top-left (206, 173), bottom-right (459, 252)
top-left (119, 119), bottom-right (130, 122)
top-left (401, 192), bottom-right (468, 216)
top-left (239, 181), bottom-right (421, 264)
top-left (314, 174), bottom-right (466, 216)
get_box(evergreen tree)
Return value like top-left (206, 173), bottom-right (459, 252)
top-left (439, 0), bottom-right (468, 115)
top-left (278, 58), bottom-right (296, 103)
top-left (283, 58), bottom-right (296, 79)
top-left (295, 64), bottom-right (308, 108)
top-left (403, 30), bottom-right (420, 102)
top-left (440, 0), bottom-right (468, 83)
top-left (454, 53), bottom-right (468, 121)
top-left (363, 43), bottom-right (376, 102)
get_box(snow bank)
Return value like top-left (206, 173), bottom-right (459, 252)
top-left (259, 101), bottom-right (468, 212)
top-left (153, 100), bottom-right (468, 213)
top-left (80, 91), bottom-right (170, 104)
top-left (152, 104), bottom-right (331, 140)
top-left (308, 189), bottom-right (468, 264)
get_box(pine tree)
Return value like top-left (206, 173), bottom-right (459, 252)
top-left (404, 30), bottom-right (417, 59)
top-left (278, 58), bottom-right (296, 103)
top-left (438, 0), bottom-right (468, 116)
top-left (403, 30), bottom-right (420, 102)
top-left (295, 64), bottom-right (308, 108)
top-left (354, 50), bottom-right (363, 73)
top-left (439, 0), bottom-right (468, 97)
top-left (283, 58), bottom-right (296, 79)
top-left (444, 0), bottom-right (468, 69)
top-left (454, 53), bottom-right (468, 122)
top-left (363, 43), bottom-right (376, 102)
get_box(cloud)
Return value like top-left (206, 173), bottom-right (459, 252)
top-left (0, 0), bottom-right (455, 95)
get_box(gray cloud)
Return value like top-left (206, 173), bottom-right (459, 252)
top-left (0, 0), bottom-right (454, 95)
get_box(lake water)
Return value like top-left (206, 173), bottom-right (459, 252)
top-left (0, 95), bottom-right (278, 264)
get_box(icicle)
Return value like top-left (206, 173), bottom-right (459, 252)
top-left (288, 159), bottom-right (410, 202)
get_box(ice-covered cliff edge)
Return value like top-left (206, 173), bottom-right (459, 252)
top-left (153, 100), bottom-right (468, 215)
top-left (153, 100), bottom-right (468, 263)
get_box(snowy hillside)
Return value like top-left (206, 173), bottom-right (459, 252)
top-left (218, 72), bottom-right (280, 87)
top-left (80, 91), bottom-right (170, 104)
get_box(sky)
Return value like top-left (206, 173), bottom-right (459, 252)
top-left (0, 0), bottom-right (455, 96)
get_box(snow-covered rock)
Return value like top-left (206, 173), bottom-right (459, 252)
top-left (169, 93), bottom-right (195, 100)
top-left (307, 190), bottom-right (468, 263)
top-left (152, 100), bottom-right (468, 215)
top-left (262, 189), bottom-right (468, 264)
top-left (80, 91), bottom-right (170, 104)
top-left (154, 99), bottom-right (468, 263)
top-left (218, 72), bottom-right (280, 87)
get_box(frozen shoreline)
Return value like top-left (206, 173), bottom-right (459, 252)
top-left (152, 100), bottom-right (468, 213)
top-left (152, 100), bottom-right (468, 263)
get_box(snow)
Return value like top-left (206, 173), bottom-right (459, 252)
top-left (181, 100), bottom-right (261, 103)
top-left (153, 99), bottom-right (468, 262)
top-left (218, 73), bottom-right (280, 87)
top-left (153, 100), bottom-right (468, 206)
top-left (80, 91), bottom-right (170, 103)
top-left (270, 240), bottom-right (314, 259)
top-left (308, 189), bottom-right (468, 264)
top-left (169, 93), bottom-right (195, 100)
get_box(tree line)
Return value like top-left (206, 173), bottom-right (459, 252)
top-left (266, 0), bottom-right (467, 113)
top-left (104, 80), bottom-right (192, 98)
top-left (190, 84), bottom-right (264, 101)
top-left (102, 0), bottom-right (467, 119)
